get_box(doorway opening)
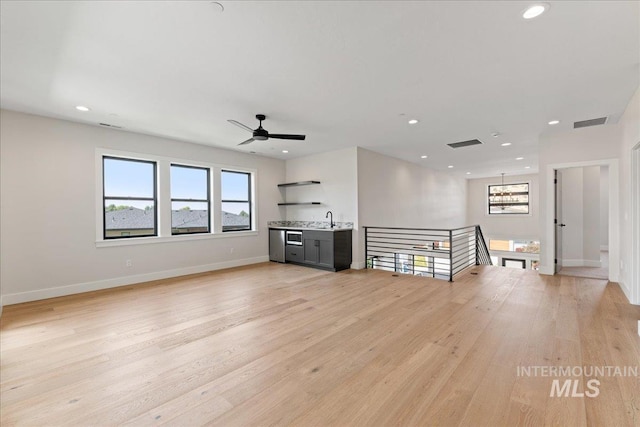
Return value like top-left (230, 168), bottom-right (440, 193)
top-left (632, 142), bottom-right (640, 303)
top-left (554, 165), bottom-right (610, 280)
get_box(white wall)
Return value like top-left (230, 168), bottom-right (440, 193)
top-left (600, 166), bottom-right (609, 250)
top-left (0, 110), bottom-right (285, 305)
top-left (538, 124), bottom-right (621, 284)
top-left (284, 147), bottom-right (358, 225)
top-left (618, 87), bottom-right (640, 305)
top-left (466, 173), bottom-right (539, 241)
top-left (356, 147), bottom-right (467, 265)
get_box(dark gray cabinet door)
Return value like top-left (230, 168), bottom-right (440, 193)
top-left (303, 236), bottom-right (319, 264)
top-left (317, 238), bottom-right (334, 267)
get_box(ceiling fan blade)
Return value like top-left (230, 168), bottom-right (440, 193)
top-left (269, 134), bottom-right (306, 140)
top-left (237, 137), bottom-right (255, 146)
top-left (228, 119), bottom-right (254, 132)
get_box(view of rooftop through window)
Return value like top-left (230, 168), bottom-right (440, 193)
top-left (103, 157), bottom-right (252, 237)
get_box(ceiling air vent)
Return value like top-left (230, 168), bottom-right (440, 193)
top-left (447, 139), bottom-right (483, 149)
top-left (99, 122), bottom-right (123, 129)
top-left (573, 117), bottom-right (607, 129)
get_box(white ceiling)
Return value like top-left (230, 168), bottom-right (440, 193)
top-left (1, 1), bottom-right (638, 178)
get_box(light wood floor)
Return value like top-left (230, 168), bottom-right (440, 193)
top-left (1, 263), bottom-right (639, 426)
top-left (558, 251), bottom-right (609, 280)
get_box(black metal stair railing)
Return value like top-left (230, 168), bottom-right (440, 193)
top-left (364, 225), bottom-right (492, 282)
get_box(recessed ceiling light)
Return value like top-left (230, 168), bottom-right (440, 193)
top-left (408, 119), bottom-right (419, 125)
top-left (522, 3), bottom-right (549, 20)
top-left (75, 105), bottom-right (90, 112)
top-left (448, 165), bottom-right (454, 169)
top-left (282, 150), bottom-right (288, 153)
top-left (548, 120), bottom-right (560, 125)
top-left (466, 172), bottom-right (471, 175)
top-left (421, 155), bottom-right (428, 159)
top-left (516, 157), bottom-right (524, 160)
top-left (501, 142), bottom-right (512, 146)
top-left (525, 166), bottom-right (531, 169)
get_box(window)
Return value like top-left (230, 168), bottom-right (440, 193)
top-left (103, 156), bottom-right (157, 239)
top-left (488, 182), bottom-right (529, 214)
top-left (489, 239), bottom-right (540, 253)
top-left (221, 170), bottom-right (252, 232)
top-left (98, 150), bottom-right (257, 245)
top-left (502, 258), bottom-right (526, 269)
top-left (171, 164), bottom-right (210, 234)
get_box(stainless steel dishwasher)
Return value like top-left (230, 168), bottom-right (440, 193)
top-left (269, 229), bottom-right (285, 262)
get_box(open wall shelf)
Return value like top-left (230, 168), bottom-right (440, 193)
top-left (278, 202), bottom-right (321, 206)
top-left (277, 181), bottom-right (321, 188)
top-left (278, 180), bottom-right (321, 205)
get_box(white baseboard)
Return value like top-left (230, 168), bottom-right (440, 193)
top-left (1, 256), bottom-right (269, 306)
top-left (600, 245), bottom-right (609, 251)
top-left (562, 259), bottom-right (602, 268)
top-left (617, 280), bottom-right (637, 306)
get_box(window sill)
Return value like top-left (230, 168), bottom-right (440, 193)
top-left (96, 230), bottom-right (258, 248)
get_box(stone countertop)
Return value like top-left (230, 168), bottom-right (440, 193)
top-left (268, 226), bottom-right (353, 232)
top-left (267, 220), bottom-right (353, 231)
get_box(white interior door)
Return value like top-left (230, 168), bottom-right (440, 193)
top-left (554, 169), bottom-right (564, 273)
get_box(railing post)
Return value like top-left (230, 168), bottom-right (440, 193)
top-left (475, 226), bottom-right (480, 265)
top-left (364, 226), bottom-right (368, 269)
top-left (449, 230), bottom-right (453, 282)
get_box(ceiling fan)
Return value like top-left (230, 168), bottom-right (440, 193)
top-left (227, 114), bottom-right (306, 146)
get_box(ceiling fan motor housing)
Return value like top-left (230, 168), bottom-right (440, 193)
top-left (253, 128), bottom-right (269, 140)
top-left (254, 114), bottom-right (268, 140)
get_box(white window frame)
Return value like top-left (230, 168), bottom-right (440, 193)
top-left (95, 148), bottom-right (258, 247)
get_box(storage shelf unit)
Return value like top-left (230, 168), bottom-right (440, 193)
top-left (278, 180), bottom-right (321, 205)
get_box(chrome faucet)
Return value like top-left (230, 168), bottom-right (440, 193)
top-left (325, 211), bottom-right (335, 228)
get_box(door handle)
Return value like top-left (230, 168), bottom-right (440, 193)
top-left (558, 223), bottom-right (566, 227)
